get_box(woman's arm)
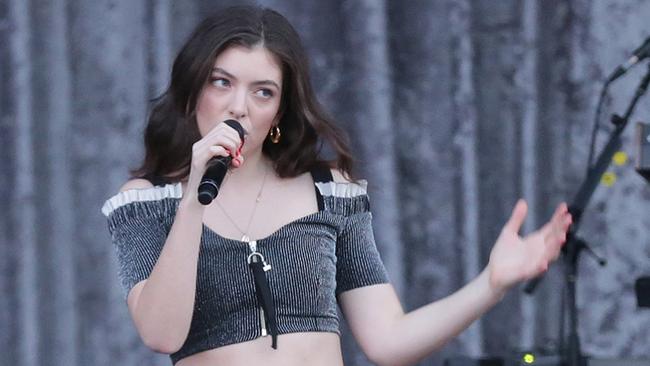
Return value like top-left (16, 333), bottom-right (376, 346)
top-left (121, 122), bottom-right (244, 353)
top-left (339, 200), bottom-right (571, 366)
top-left (339, 270), bottom-right (501, 366)
top-left (122, 179), bottom-right (205, 354)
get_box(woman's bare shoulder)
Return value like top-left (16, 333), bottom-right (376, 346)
top-left (119, 178), bottom-right (154, 193)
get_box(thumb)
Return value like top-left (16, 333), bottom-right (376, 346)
top-left (505, 199), bottom-right (528, 233)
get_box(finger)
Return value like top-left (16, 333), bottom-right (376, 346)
top-left (198, 129), bottom-right (241, 156)
top-left (208, 145), bottom-right (230, 158)
top-left (232, 155), bottom-right (244, 168)
top-left (546, 231), bottom-right (564, 257)
top-left (543, 220), bottom-right (563, 243)
top-left (207, 139), bottom-right (239, 158)
top-left (223, 120), bottom-right (248, 140)
top-left (560, 202), bottom-right (569, 213)
top-left (556, 210), bottom-right (572, 237)
top-left (541, 203), bottom-right (571, 237)
top-left (505, 199), bottom-right (528, 233)
top-left (552, 202), bottom-right (568, 222)
top-left (192, 145), bottom-right (229, 171)
top-left (214, 133), bottom-right (241, 152)
top-left (208, 122), bottom-right (245, 144)
top-left (543, 227), bottom-right (566, 261)
top-left (563, 213), bottom-right (573, 230)
top-left (193, 135), bottom-right (236, 155)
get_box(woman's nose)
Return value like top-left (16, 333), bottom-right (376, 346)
top-left (228, 90), bottom-right (247, 119)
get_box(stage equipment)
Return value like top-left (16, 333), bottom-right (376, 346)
top-left (444, 355), bottom-right (650, 366)
top-left (523, 61), bottom-right (650, 366)
top-left (636, 276), bottom-right (650, 308)
top-left (635, 122), bottom-right (650, 182)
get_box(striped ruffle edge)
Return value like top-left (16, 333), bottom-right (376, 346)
top-left (315, 180), bottom-right (367, 199)
top-left (101, 183), bottom-right (183, 217)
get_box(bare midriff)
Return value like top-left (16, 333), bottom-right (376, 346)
top-left (175, 332), bottom-right (344, 366)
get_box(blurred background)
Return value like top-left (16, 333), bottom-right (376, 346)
top-left (1, 0), bottom-right (650, 365)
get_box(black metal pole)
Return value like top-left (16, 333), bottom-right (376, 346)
top-left (563, 234), bottom-right (585, 366)
top-left (559, 63), bottom-right (650, 366)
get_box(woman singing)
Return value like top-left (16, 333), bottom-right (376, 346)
top-left (101, 5), bottom-right (572, 366)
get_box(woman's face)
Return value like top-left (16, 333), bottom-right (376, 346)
top-left (195, 44), bottom-right (283, 156)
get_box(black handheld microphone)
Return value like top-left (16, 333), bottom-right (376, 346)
top-left (197, 119), bottom-right (246, 205)
top-left (607, 36), bottom-right (650, 82)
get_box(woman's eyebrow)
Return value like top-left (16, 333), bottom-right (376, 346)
top-left (212, 67), bottom-right (236, 79)
top-left (212, 67), bottom-right (281, 90)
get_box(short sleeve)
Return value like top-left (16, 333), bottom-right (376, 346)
top-left (101, 184), bottom-right (181, 300)
top-left (334, 195), bottom-right (389, 296)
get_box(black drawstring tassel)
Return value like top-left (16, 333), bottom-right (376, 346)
top-left (249, 254), bottom-right (278, 349)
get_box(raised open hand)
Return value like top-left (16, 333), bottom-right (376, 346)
top-left (487, 200), bottom-right (572, 293)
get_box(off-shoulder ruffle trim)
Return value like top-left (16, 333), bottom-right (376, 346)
top-left (102, 180), bottom-right (367, 217)
top-left (101, 183), bottom-right (183, 217)
top-left (315, 180), bottom-right (367, 198)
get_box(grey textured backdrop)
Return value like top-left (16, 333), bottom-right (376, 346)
top-left (2, 0), bottom-right (650, 365)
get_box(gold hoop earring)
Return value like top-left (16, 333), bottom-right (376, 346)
top-left (269, 125), bottom-right (281, 144)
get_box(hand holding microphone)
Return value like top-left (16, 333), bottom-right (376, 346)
top-left (198, 120), bottom-right (246, 205)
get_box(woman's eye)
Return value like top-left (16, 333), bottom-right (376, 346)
top-left (255, 89), bottom-right (274, 98)
top-left (211, 78), bottom-right (230, 88)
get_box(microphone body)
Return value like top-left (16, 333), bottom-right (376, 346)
top-left (198, 155), bottom-right (233, 205)
top-left (197, 119), bottom-right (246, 205)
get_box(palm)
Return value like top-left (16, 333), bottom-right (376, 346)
top-left (487, 200), bottom-right (572, 292)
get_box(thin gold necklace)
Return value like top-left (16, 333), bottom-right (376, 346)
top-left (215, 166), bottom-right (270, 242)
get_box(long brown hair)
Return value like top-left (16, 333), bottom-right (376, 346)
top-left (132, 5), bottom-right (355, 182)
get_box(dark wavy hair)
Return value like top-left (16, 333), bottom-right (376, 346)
top-left (131, 5), bottom-right (355, 182)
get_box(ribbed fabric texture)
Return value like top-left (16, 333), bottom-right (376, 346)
top-left (102, 177), bottom-right (389, 364)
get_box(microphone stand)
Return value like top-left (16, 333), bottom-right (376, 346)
top-left (526, 62), bottom-right (650, 366)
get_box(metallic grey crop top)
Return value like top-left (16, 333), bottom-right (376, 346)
top-left (101, 169), bottom-right (389, 364)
